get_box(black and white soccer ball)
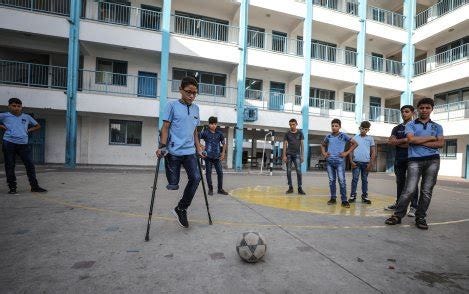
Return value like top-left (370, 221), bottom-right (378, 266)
top-left (236, 232), bottom-right (266, 263)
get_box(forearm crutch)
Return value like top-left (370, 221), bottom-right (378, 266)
top-left (197, 157), bottom-right (213, 225)
top-left (145, 157), bottom-right (161, 241)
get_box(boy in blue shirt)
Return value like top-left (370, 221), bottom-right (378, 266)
top-left (386, 98), bottom-right (444, 230)
top-left (1, 98), bottom-right (47, 194)
top-left (199, 116), bottom-right (228, 196)
top-left (321, 119), bottom-right (357, 208)
top-left (348, 121), bottom-right (376, 204)
top-left (156, 76), bottom-right (205, 228)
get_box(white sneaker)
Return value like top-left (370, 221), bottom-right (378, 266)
top-left (407, 207), bottom-right (416, 217)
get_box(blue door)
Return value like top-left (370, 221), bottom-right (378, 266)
top-left (138, 71), bottom-right (157, 98)
top-left (29, 118), bottom-right (45, 164)
top-left (269, 82), bottom-right (285, 111)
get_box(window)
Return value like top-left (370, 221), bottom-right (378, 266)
top-left (174, 11), bottom-right (229, 42)
top-left (247, 26), bottom-right (265, 49)
top-left (245, 78), bottom-right (263, 99)
top-left (96, 58), bottom-right (128, 86)
top-left (343, 92), bottom-right (355, 112)
top-left (172, 68), bottom-right (227, 96)
top-left (346, 1), bottom-right (358, 15)
top-left (440, 139), bottom-right (457, 158)
top-left (140, 5), bottom-right (161, 30)
top-left (314, 0), bottom-right (338, 10)
top-left (434, 87), bottom-right (469, 107)
top-left (435, 36), bottom-right (469, 65)
top-left (109, 120), bottom-right (142, 145)
top-left (98, 0), bottom-right (130, 25)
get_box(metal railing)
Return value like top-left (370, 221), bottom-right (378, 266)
top-left (170, 80), bottom-right (237, 106)
top-left (367, 6), bottom-right (405, 28)
top-left (416, 0), bottom-right (469, 28)
top-left (433, 100), bottom-right (469, 121)
top-left (84, 1), bottom-right (161, 31)
top-left (172, 14), bottom-right (239, 44)
top-left (296, 40), bottom-right (357, 66)
top-left (414, 43), bottom-right (468, 76)
top-left (368, 106), bottom-right (401, 124)
top-left (0, 60), bottom-right (67, 89)
top-left (293, 96), bottom-right (356, 116)
top-left (245, 91), bottom-right (299, 113)
top-left (0, 0), bottom-right (70, 16)
top-left (248, 31), bottom-right (301, 56)
top-left (311, 0), bottom-right (359, 16)
top-left (365, 55), bottom-right (403, 76)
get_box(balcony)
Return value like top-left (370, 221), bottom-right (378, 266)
top-left (433, 100), bottom-right (469, 121)
top-left (0, 0), bottom-right (70, 16)
top-left (365, 55), bottom-right (403, 76)
top-left (415, 0), bottom-right (469, 28)
top-left (414, 44), bottom-right (468, 76)
top-left (170, 80), bottom-right (237, 106)
top-left (295, 0), bottom-right (359, 15)
top-left (367, 6), bottom-right (405, 28)
top-left (0, 60), bottom-right (67, 89)
top-left (368, 106), bottom-right (400, 124)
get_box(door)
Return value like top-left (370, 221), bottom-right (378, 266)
top-left (29, 118), bottom-right (45, 164)
top-left (138, 71), bottom-right (157, 98)
top-left (269, 82), bottom-right (285, 111)
top-left (370, 96), bottom-right (381, 121)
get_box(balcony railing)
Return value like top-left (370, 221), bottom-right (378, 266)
top-left (248, 31), bottom-right (302, 56)
top-left (365, 55), bottom-right (403, 76)
top-left (170, 80), bottom-right (237, 106)
top-left (172, 14), bottom-right (239, 44)
top-left (433, 100), bottom-right (469, 120)
top-left (296, 40), bottom-right (358, 66)
top-left (415, 0), bottom-right (469, 28)
top-left (0, 0), bottom-right (70, 16)
top-left (368, 106), bottom-right (401, 124)
top-left (85, 1), bottom-right (162, 31)
top-left (414, 43), bottom-right (468, 76)
top-left (0, 60), bottom-right (67, 89)
top-left (367, 6), bottom-right (405, 28)
top-left (312, 0), bottom-right (359, 16)
top-left (294, 96), bottom-right (356, 117)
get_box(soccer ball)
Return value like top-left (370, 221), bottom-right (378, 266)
top-left (236, 232), bottom-right (267, 263)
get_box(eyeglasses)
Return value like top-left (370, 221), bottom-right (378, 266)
top-left (182, 89), bottom-right (198, 97)
top-left (359, 127), bottom-right (370, 131)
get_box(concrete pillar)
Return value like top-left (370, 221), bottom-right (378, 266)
top-left (227, 126), bottom-right (234, 169)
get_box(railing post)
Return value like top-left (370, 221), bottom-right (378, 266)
top-left (27, 63), bottom-right (31, 86)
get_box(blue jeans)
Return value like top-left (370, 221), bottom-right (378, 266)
top-left (351, 161), bottom-right (369, 198)
top-left (2, 140), bottom-right (39, 189)
top-left (394, 160), bottom-right (418, 209)
top-left (286, 154), bottom-right (302, 187)
top-left (395, 159), bottom-right (440, 219)
top-left (204, 157), bottom-right (223, 190)
top-left (326, 158), bottom-right (347, 202)
top-left (164, 153), bottom-right (201, 210)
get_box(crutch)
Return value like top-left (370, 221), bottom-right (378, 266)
top-left (197, 156), bottom-right (213, 225)
top-left (144, 157), bottom-right (162, 241)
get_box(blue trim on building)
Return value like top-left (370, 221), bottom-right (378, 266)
top-left (401, 0), bottom-right (416, 106)
top-left (158, 0), bottom-right (171, 132)
top-left (65, 0), bottom-right (81, 168)
top-left (355, 0), bottom-right (367, 124)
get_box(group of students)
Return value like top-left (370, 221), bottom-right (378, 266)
top-left (283, 97), bottom-right (444, 230)
top-left (283, 118), bottom-right (376, 209)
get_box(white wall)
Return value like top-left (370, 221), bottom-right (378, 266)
top-left (439, 135), bottom-right (469, 178)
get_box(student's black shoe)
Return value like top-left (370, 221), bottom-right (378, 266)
top-left (361, 197), bottom-right (372, 204)
top-left (415, 218), bottom-right (428, 230)
top-left (172, 206), bottom-right (189, 228)
top-left (327, 198), bottom-right (337, 205)
top-left (384, 203), bottom-right (397, 211)
top-left (8, 188), bottom-right (18, 195)
top-left (31, 186), bottom-right (47, 193)
top-left (341, 201), bottom-right (350, 208)
top-left (286, 186), bottom-right (294, 194)
top-left (218, 189), bottom-right (229, 195)
top-left (208, 185), bottom-right (213, 196)
top-left (298, 187), bottom-right (306, 195)
top-left (348, 197), bottom-right (356, 203)
top-left (385, 215), bottom-right (401, 225)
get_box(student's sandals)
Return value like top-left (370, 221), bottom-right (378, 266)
top-left (385, 215), bottom-right (401, 225)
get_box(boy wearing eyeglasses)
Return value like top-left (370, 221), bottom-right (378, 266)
top-left (156, 76), bottom-right (205, 228)
top-left (349, 121), bottom-right (376, 204)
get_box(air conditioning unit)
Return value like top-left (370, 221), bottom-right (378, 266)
top-left (244, 107), bottom-right (258, 122)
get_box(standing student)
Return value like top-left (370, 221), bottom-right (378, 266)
top-left (156, 76), bottom-right (205, 228)
top-left (386, 105), bottom-right (419, 217)
top-left (385, 98), bottom-right (444, 230)
top-left (349, 121), bottom-right (375, 204)
top-left (321, 119), bottom-right (357, 207)
top-left (282, 118), bottom-right (305, 195)
top-left (1, 98), bottom-right (47, 194)
top-left (200, 116), bottom-right (228, 195)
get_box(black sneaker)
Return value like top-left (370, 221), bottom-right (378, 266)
top-left (341, 201), bottom-right (350, 208)
top-left (8, 188), bottom-right (18, 195)
top-left (31, 186), bottom-right (47, 193)
top-left (384, 203), bottom-right (397, 211)
top-left (208, 185), bottom-right (213, 196)
top-left (217, 189), bottom-right (229, 195)
top-left (327, 198), bottom-right (337, 205)
top-left (286, 186), bottom-right (294, 194)
top-left (298, 187), bottom-right (306, 195)
top-left (415, 218), bottom-right (428, 230)
top-left (362, 197), bottom-right (372, 204)
top-left (349, 197), bottom-right (356, 203)
top-left (172, 206), bottom-right (189, 228)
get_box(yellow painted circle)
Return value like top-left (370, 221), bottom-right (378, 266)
top-left (230, 186), bottom-right (396, 217)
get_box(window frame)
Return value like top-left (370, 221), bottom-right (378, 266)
top-left (109, 119), bottom-right (143, 146)
top-left (440, 139), bottom-right (457, 158)
top-left (96, 58), bottom-right (128, 86)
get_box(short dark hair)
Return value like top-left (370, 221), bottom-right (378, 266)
top-left (8, 98), bottom-right (22, 105)
top-left (180, 76), bottom-right (198, 90)
top-left (400, 105), bottom-right (414, 112)
top-left (417, 97), bottom-right (434, 108)
top-left (331, 118), bottom-right (341, 126)
top-left (289, 118), bottom-right (297, 124)
top-left (208, 116), bottom-right (218, 124)
top-left (360, 121), bottom-right (371, 129)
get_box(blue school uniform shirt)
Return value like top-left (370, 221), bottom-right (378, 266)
top-left (200, 128), bottom-right (225, 159)
top-left (323, 132), bottom-right (351, 161)
top-left (405, 119), bottom-right (443, 161)
top-left (0, 112), bottom-right (38, 144)
top-left (391, 123), bottom-right (408, 163)
top-left (352, 134), bottom-right (375, 163)
top-left (162, 100), bottom-right (200, 156)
